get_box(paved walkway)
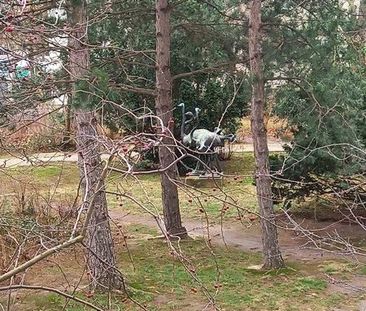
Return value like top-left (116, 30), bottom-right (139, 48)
top-left (231, 142), bottom-right (284, 152)
top-left (0, 152), bottom-right (112, 168)
top-left (0, 142), bottom-right (284, 168)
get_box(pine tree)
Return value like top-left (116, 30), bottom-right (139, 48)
top-left (69, 0), bottom-right (124, 291)
top-left (249, 0), bottom-right (284, 269)
top-left (155, 0), bottom-right (187, 237)
top-left (86, 0), bottom-right (249, 135)
top-left (265, 0), bottom-right (366, 205)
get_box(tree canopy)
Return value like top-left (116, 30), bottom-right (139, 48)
top-left (264, 0), bottom-right (366, 204)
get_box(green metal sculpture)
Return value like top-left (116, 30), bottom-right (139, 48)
top-left (178, 102), bottom-right (235, 176)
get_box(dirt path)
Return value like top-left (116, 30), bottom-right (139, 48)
top-left (110, 211), bottom-right (366, 298)
top-left (110, 211), bottom-right (365, 263)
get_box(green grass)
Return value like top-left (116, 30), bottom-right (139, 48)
top-left (0, 153), bottom-right (258, 221)
top-left (31, 165), bottom-right (65, 178)
top-left (8, 231), bottom-right (361, 311)
top-left (360, 266), bottom-right (366, 275)
top-left (293, 277), bottom-right (327, 291)
top-left (106, 153), bottom-right (258, 220)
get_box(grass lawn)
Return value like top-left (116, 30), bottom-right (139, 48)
top-left (0, 224), bottom-right (362, 311)
top-left (0, 153), bottom-right (258, 221)
top-left (1, 153), bottom-right (365, 310)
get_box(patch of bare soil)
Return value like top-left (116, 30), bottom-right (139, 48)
top-left (111, 211), bottom-right (366, 261)
top-left (326, 274), bottom-right (366, 296)
top-left (154, 294), bottom-right (215, 311)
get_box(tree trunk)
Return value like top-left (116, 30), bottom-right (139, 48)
top-left (249, 0), bottom-right (284, 269)
top-left (62, 92), bottom-right (73, 150)
top-left (69, 0), bottom-right (124, 291)
top-left (155, 0), bottom-right (187, 238)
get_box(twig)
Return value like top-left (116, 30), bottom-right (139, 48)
top-left (0, 285), bottom-right (104, 311)
top-left (0, 236), bottom-right (83, 283)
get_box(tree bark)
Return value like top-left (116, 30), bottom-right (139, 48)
top-left (155, 0), bottom-right (187, 238)
top-left (62, 92), bottom-right (73, 150)
top-left (69, 0), bottom-right (124, 290)
top-left (249, 0), bottom-right (284, 269)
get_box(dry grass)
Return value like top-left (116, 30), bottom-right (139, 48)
top-left (0, 153), bottom-right (258, 222)
top-left (236, 117), bottom-right (293, 142)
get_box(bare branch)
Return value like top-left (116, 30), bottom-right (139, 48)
top-left (0, 285), bottom-right (104, 311)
